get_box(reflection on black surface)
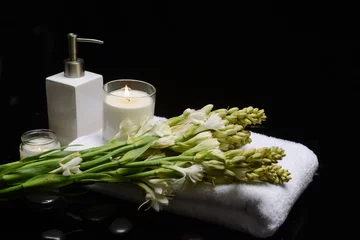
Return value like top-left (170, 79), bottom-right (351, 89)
top-left (0, 1), bottom-right (338, 239)
top-left (0, 179), bottom-right (322, 240)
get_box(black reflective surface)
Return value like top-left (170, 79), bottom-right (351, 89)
top-left (1, 178), bottom-right (322, 240)
top-left (1, 1), bottom-right (342, 239)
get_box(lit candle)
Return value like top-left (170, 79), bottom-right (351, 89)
top-left (19, 129), bottom-right (61, 159)
top-left (102, 80), bottom-right (156, 142)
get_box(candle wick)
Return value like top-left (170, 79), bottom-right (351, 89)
top-left (126, 98), bottom-right (130, 102)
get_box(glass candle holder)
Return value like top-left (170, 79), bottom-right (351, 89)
top-left (102, 79), bottom-right (156, 142)
top-left (19, 129), bottom-right (61, 159)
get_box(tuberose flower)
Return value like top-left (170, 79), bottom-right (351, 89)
top-left (143, 178), bottom-right (174, 195)
top-left (137, 182), bottom-right (171, 212)
top-left (166, 164), bottom-right (205, 185)
top-left (135, 116), bottom-right (156, 137)
top-left (49, 156), bottom-right (83, 176)
top-left (151, 135), bottom-right (175, 149)
top-left (111, 118), bottom-right (139, 141)
top-left (181, 138), bottom-right (220, 156)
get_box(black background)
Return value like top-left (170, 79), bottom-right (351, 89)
top-left (0, 0), bottom-right (353, 238)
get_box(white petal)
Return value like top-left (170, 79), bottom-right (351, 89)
top-left (151, 135), bottom-right (175, 148)
top-left (48, 167), bottom-right (62, 174)
top-left (156, 195), bottom-right (169, 205)
top-left (120, 118), bottom-right (139, 136)
top-left (190, 111), bottom-right (206, 124)
top-left (63, 157), bottom-right (83, 168)
top-left (63, 168), bottom-right (71, 176)
top-left (205, 113), bottom-right (225, 130)
top-left (184, 108), bottom-right (195, 115)
top-left (70, 167), bottom-right (82, 174)
top-left (136, 117), bottom-right (156, 136)
top-left (152, 202), bottom-right (160, 212)
top-left (153, 121), bottom-right (172, 137)
top-left (154, 186), bottom-right (163, 195)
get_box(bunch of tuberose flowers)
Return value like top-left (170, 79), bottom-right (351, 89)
top-left (0, 104), bottom-right (291, 211)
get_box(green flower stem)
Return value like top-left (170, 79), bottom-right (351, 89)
top-left (71, 172), bottom-right (127, 183)
top-left (82, 137), bottom-right (158, 173)
top-left (0, 161), bottom-right (23, 170)
top-left (167, 115), bottom-right (187, 127)
top-left (123, 156), bottom-right (194, 168)
top-left (80, 136), bottom-right (157, 170)
top-left (0, 174), bottom-right (74, 197)
top-left (0, 159), bottom-right (66, 187)
top-left (0, 185), bottom-right (23, 196)
top-left (0, 161), bottom-right (35, 176)
top-left (0, 157), bottom-right (64, 178)
top-left (112, 168), bottom-right (146, 176)
top-left (80, 140), bottom-right (127, 160)
top-left (136, 181), bottom-right (152, 192)
top-left (166, 109), bottom-right (193, 127)
top-left (18, 158), bottom-right (61, 169)
top-left (80, 145), bottom-right (134, 170)
top-left (125, 168), bottom-right (173, 179)
top-left (173, 125), bottom-right (198, 143)
top-left (2, 174), bottom-right (22, 183)
top-left (82, 161), bottom-right (119, 174)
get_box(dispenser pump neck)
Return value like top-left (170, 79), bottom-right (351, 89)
top-left (64, 33), bottom-right (104, 78)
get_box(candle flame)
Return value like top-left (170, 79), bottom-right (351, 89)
top-left (124, 85), bottom-right (130, 97)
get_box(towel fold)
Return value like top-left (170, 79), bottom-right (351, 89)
top-left (68, 121), bottom-right (318, 238)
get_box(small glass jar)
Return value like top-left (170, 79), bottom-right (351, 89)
top-left (19, 129), bottom-right (61, 159)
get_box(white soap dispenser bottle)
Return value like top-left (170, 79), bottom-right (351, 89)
top-left (46, 33), bottom-right (104, 146)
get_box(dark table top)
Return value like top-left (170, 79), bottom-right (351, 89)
top-left (1, 177), bottom-right (322, 240)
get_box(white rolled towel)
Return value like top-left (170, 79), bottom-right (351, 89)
top-left (68, 120), bottom-right (318, 238)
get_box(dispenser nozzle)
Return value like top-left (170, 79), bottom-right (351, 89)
top-left (64, 33), bottom-right (104, 78)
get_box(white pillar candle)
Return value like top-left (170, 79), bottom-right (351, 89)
top-left (20, 137), bottom-right (61, 159)
top-left (102, 85), bottom-right (155, 142)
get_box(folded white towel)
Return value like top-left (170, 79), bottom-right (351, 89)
top-left (68, 120), bottom-right (318, 238)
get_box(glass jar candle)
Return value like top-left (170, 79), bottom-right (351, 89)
top-left (19, 129), bottom-right (61, 159)
top-left (102, 79), bottom-right (156, 142)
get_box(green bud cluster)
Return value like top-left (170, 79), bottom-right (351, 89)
top-left (225, 147), bottom-right (286, 168)
top-left (215, 106), bottom-right (266, 128)
top-left (244, 164), bottom-right (292, 184)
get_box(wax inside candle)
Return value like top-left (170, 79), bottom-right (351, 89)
top-left (106, 88), bottom-right (151, 108)
top-left (20, 137), bottom-right (61, 159)
top-left (102, 88), bottom-right (154, 142)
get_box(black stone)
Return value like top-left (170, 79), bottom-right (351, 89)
top-left (26, 193), bottom-right (62, 211)
top-left (60, 184), bottom-right (89, 204)
top-left (63, 211), bottom-right (83, 230)
top-left (26, 193), bottom-right (60, 204)
top-left (41, 229), bottom-right (64, 240)
top-left (108, 217), bottom-right (132, 236)
top-left (181, 232), bottom-right (204, 240)
top-left (66, 211), bottom-right (83, 223)
top-left (65, 229), bottom-right (90, 240)
top-left (80, 203), bottom-right (118, 222)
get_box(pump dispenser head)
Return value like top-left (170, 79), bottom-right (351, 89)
top-left (64, 33), bottom-right (104, 78)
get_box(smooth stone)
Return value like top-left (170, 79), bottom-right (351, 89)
top-left (66, 212), bottom-right (83, 223)
top-left (108, 217), bottom-right (132, 235)
top-left (81, 203), bottom-right (118, 222)
top-left (41, 229), bottom-right (64, 240)
top-left (64, 229), bottom-right (88, 240)
top-left (181, 232), bottom-right (204, 240)
top-left (60, 185), bottom-right (89, 204)
top-left (26, 193), bottom-right (60, 204)
top-left (64, 212), bottom-right (83, 229)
